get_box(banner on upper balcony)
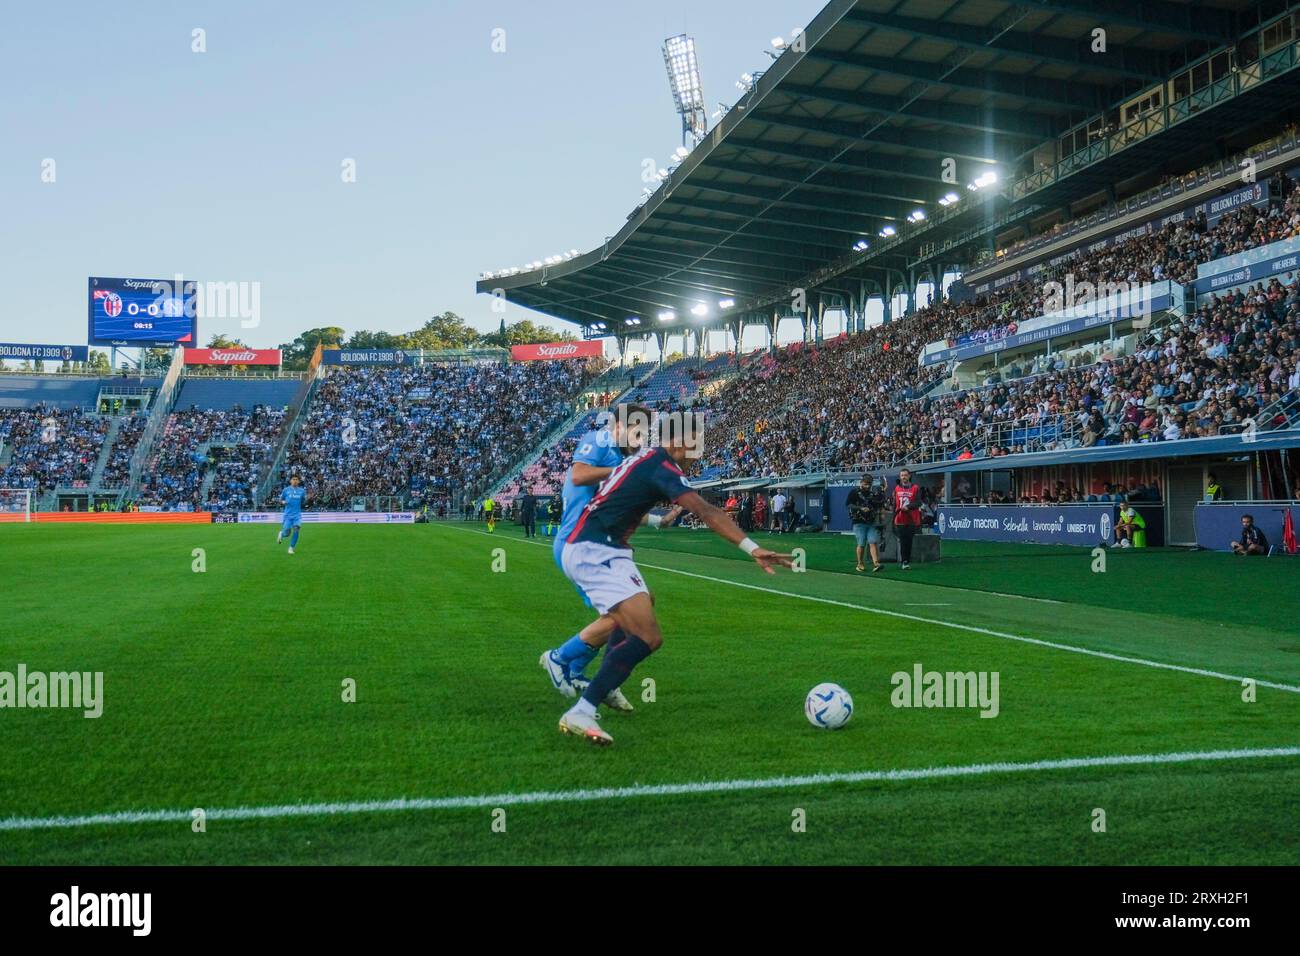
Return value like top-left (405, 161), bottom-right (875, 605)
top-left (510, 341), bottom-right (604, 361)
top-left (320, 348), bottom-right (413, 365)
top-left (184, 348), bottom-right (282, 366)
top-left (1192, 234), bottom-right (1300, 296)
top-left (0, 343), bottom-right (90, 363)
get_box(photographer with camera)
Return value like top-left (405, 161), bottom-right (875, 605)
top-left (846, 476), bottom-right (887, 573)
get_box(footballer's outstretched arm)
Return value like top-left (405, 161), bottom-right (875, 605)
top-left (674, 491), bottom-right (793, 573)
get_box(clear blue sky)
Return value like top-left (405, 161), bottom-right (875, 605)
top-left (1, 0), bottom-right (832, 357)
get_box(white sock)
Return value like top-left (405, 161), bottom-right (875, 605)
top-left (570, 698), bottom-right (597, 717)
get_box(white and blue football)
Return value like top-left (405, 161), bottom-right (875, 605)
top-left (805, 682), bottom-right (853, 729)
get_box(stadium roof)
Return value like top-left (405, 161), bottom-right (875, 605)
top-left (479, 0), bottom-right (1297, 335)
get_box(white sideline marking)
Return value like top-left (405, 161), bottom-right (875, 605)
top-left (450, 526), bottom-right (1300, 695)
top-left (636, 563), bottom-right (1300, 695)
top-left (3, 746), bottom-right (1297, 833)
top-left (905, 602), bottom-right (953, 606)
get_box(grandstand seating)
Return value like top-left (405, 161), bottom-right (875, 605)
top-left (625, 354), bottom-right (735, 405)
top-left (698, 174), bottom-right (1300, 479)
top-left (136, 406), bottom-right (285, 511)
top-left (99, 414), bottom-right (146, 487)
top-left (0, 406), bottom-right (109, 493)
top-left (489, 355), bottom-right (739, 502)
top-left (284, 359), bottom-right (596, 510)
top-left (496, 410), bottom-right (603, 503)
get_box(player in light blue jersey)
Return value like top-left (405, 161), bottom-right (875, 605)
top-left (538, 404), bottom-right (668, 709)
top-left (276, 474), bottom-right (307, 554)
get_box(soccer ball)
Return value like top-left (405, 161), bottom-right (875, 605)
top-left (805, 683), bottom-right (853, 729)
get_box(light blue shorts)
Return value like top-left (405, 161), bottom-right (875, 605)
top-left (852, 523), bottom-right (881, 547)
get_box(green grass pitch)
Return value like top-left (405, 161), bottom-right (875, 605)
top-left (1, 520), bottom-right (1297, 865)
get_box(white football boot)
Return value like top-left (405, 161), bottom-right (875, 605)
top-left (558, 709), bottom-right (613, 746)
top-left (539, 651), bottom-right (577, 698)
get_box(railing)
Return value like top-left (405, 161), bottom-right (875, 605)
top-left (180, 368), bottom-right (309, 380)
top-left (1252, 389), bottom-right (1300, 433)
top-left (480, 366), bottom-right (660, 500)
top-left (479, 403), bottom-right (593, 500)
top-left (900, 413), bottom-right (1083, 467)
top-left (1003, 36), bottom-right (1300, 209)
top-left (124, 348), bottom-right (186, 496)
top-left (984, 132), bottom-right (1300, 282)
top-left (254, 345), bottom-right (325, 506)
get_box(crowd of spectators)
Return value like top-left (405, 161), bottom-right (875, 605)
top-left (0, 406), bottom-right (109, 493)
top-left (136, 405), bottom-right (283, 510)
top-left (284, 359), bottom-right (595, 508)
top-left (98, 414), bottom-right (147, 487)
top-left (692, 174), bottom-right (1300, 477)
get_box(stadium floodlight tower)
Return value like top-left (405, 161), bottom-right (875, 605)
top-left (663, 34), bottom-right (706, 147)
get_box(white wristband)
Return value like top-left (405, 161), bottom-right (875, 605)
top-left (739, 537), bottom-right (760, 555)
top-left (646, 513), bottom-right (663, 529)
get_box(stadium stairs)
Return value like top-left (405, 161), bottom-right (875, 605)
top-left (88, 416), bottom-right (122, 490)
top-left (124, 349), bottom-right (187, 503)
top-left (254, 370), bottom-right (322, 507)
top-left (477, 403), bottom-right (595, 503)
top-left (198, 449), bottom-right (219, 504)
top-left (478, 362), bottom-right (664, 503)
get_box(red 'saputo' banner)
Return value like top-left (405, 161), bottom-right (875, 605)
top-left (510, 341), bottom-right (603, 361)
top-left (183, 348), bottom-right (282, 366)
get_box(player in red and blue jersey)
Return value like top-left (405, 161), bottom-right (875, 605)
top-left (556, 415), bottom-right (793, 746)
top-left (539, 405), bottom-right (667, 710)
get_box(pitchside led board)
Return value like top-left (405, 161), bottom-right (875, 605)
top-left (87, 277), bottom-right (198, 347)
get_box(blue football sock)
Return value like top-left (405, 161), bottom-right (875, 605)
top-left (290, 527), bottom-right (300, 547)
top-left (556, 634), bottom-right (597, 676)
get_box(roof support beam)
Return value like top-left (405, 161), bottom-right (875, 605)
top-left (806, 48), bottom-right (1103, 110)
top-left (747, 110), bottom-right (1002, 164)
top-left (619, 241), bottom-right (815, 279)
top-left (1027, 0), bottom-right (1232, 44)
top-left (700, 157), bottom-right (932, 204)
top-left (683, 178), bottom-right (909, 222)
top-left (660, 195), bottom-right (890, 237)
top-left (776, 83), bottom-right (1057, 141)
top-left (648, 208), bottom-right (858, 250)
top-left (630, 225), bottom-right (847, 266)
top-left (841, 8), bottom-right (1168, 82)
top-left (718, 136), bottom-right (977, 186)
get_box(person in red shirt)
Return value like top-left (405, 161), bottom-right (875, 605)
top-left (892, 468), bottom-right (922, 569)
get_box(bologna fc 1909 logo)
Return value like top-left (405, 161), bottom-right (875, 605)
top-left (102, 292), bottom-right (123, 317)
